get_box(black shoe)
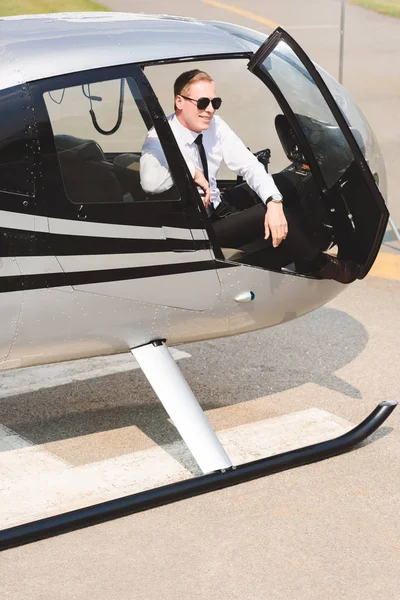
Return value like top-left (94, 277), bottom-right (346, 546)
top-left (315, 255), bottom-right (361, 284)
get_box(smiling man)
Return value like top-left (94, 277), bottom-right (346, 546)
top-left (140, 69), bottom-right (359, 281)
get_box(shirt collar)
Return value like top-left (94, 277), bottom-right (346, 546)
top-left (171, 114), bottom-right (206, 146)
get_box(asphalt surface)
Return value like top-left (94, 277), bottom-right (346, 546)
top-left (2, 2), bottom-right (400, 599)
top-left (2, 276), bottom-right (400, 599)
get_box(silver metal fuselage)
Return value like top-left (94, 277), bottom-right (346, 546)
top-left (0, 13), bottom-right (375, 370)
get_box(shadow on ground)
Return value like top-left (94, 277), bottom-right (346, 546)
top-left (0, 307), bottom-right (368, 461)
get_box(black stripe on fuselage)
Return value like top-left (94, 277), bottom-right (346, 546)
top-left (0, 260), bottom-right (232, 293)
top-left (0, 227), bottom-right (210, 256)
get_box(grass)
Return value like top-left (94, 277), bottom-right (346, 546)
top-left (0, 0), bottom-right (108, 17)
top-left (349, 0), bottom-right (400, 18)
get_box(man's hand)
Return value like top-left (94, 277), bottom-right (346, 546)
top-left (264, 202), bottom-right (288, 247)
top-left (194, 168), bottom-right (211, 209)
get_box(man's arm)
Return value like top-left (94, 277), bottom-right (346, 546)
top-left (219, 118), bottom-right (287, 247)
top-left (218, 118), bottom-right (282, 203)
top-left (263, 203), bottom-right (288, 248)
top-left (193, 168), bottom-right (211, 208)
top-left (140, 130), bottom-right (211, 208)
top-left (140, 135), bottom-right (175, 194)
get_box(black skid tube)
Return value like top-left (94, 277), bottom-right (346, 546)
top-left (0, 400), bottom-right (396, 551)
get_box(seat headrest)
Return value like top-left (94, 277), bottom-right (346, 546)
top-left (113, 153), bottom-right (141, 171)
top-left (55, 134), bottom-right (105, 162)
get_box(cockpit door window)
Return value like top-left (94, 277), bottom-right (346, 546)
top-left (248, 28), bottom-right (389, 278)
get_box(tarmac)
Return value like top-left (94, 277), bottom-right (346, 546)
top-left (2, 1), bottom-right (400, 599)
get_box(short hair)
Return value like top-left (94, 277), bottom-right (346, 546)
top-left (174, 69), bottom-right (213, 109)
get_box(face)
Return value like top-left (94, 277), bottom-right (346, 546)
top-left (175, 80), bottom-right (218, 133)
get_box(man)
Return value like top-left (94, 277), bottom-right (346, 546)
top-left (140, 69), bottom-right (359, 282)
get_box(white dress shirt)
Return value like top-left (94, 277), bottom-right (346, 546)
top-left (140, 114), bottom-right (282, 208)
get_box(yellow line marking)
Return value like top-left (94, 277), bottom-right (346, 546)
top-left (201, 0), bottom-right (280, 29)
top-left (368, 252), bottom-right (400, 281)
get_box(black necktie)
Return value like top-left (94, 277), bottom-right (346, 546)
top-left (194, 134), bottom-right (209, 181)
top-left (194, 134), bottom-right (214, 215)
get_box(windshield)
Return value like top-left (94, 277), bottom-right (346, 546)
top-left (317, 66), bottom-right (387, 200)
top-left (258, 41), bottom-right (355, 189)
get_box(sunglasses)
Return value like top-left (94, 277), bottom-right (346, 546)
top-left (180, 95), bottom-right (222, 110)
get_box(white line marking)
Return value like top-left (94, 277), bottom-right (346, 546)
top-left (0, 408), bottom-right (352, 528)
top-left (0, 425), bottom-right (67, 493)
top-left (0, 348), bottom-right (191, 399)
top-left (0, 425), bottom-right (31, 451)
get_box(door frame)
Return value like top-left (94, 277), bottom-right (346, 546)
top-left (248, 27), bottom-right (388, 276)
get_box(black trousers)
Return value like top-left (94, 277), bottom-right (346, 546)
top-left (211, 173), bottom-right (320, 270)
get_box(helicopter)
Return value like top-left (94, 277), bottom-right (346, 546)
top-left (0, 12), bottom-right (396, 549)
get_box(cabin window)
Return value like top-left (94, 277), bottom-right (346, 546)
top-left (0, 85), bottom-right (36, 197)
top-left (144, 58), bottom-right (291, 183)
top-left (43, 77), bottom-right (180, 204)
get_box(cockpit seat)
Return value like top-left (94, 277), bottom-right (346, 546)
top-left (113, 152), bottom-right (141, 171)
top-left (113, 152), bottom-right (181, 202)
top-left (55, 134), bottom-right (104, 157)
top-left (111, 152), bottom-right (149, 201)
top-left (54, 134), bottom-right (124, 204)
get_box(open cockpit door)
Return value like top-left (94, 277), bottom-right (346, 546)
top-left (248, 28), bottom-right (389, 278)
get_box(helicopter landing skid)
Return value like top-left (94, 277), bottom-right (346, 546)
top-left (0, 342), bottom-right (397, 551)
